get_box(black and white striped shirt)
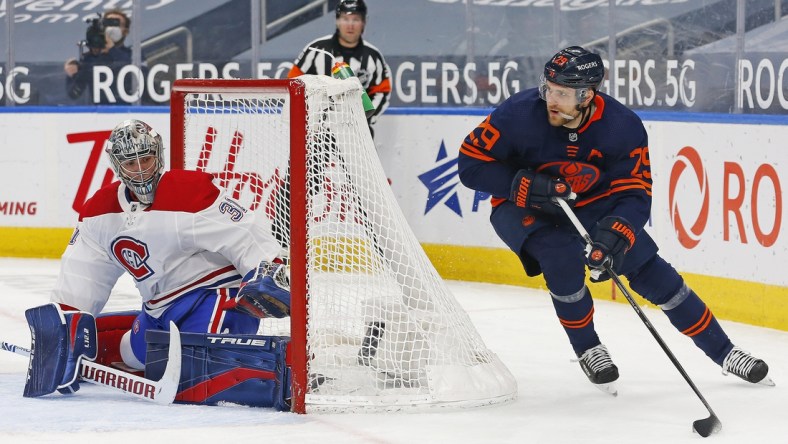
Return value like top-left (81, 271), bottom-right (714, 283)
top-left (289, 32), bottom-right (391, 125)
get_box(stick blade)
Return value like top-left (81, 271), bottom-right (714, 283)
top-left (153, 322), bottom-right (182, 405)
top-left (693, 415), bottom-right (722, 437)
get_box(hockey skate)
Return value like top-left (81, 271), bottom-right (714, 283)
top-left (357, 321), bottom-right (385, 366)
top-left (722, 346), bottom-right (775, 386)
top-left (575, 344), bottom-right (619, 396)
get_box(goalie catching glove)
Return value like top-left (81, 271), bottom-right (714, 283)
top-left (235, 261), bottom-right (291, 319)
top-left (586, 216), bottom-right (636, 282)
top-left (510, 169), bottom-right (575, 216)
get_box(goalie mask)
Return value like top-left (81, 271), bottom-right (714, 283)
top-left (106, 119), bottom-right (164, 205)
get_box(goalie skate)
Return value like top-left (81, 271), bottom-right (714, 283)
top-left (575, 344), bottom-right (619, 396)
top-left (722, 346), bottom-right (775, 386)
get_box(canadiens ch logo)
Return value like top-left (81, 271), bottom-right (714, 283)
top-left (111, 236), bottom-right (154, 281)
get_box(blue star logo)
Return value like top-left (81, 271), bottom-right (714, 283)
top-left (417, 140), bottom-right (462, 216)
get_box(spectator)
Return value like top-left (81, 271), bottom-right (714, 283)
top-left (64, 9), bottom-right (133, 105)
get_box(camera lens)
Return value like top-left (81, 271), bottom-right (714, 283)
top-left (85, 18), bottom-right (106, 49)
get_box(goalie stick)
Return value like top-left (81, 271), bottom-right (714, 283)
top-left (1, 341), bottom-right (31, 357)
top-left (1, 322), bottom-right (182, 405)
top-left (555, 198), bottom-right (721, 438)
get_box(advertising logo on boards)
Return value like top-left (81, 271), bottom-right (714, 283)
top-left (417, 139), bottom-right (491, 218)
top-left (68, 130), bottom-right (116, 214)
top-left (418, 140), bottom-right (462, 216)
top-left (668, 146), bottom-right (709, 249)
top-left (668, 145), bottom-right (782, 249)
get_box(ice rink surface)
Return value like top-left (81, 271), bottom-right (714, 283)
top-left (0, 258), bottom-right (786, 444)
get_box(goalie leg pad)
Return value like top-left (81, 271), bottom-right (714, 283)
top-left (145, 330), bottom-right (291, 410)
top-left (23, 303), bottom-right (97, 397)
top-left (95, 311), bottom-right (139, 368)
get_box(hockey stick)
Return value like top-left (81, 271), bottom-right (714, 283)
top-left (1, 341), bottom-right (32, 357)
top-left (1, 321), bottom-right (182, 405)
top-left (555, 198), bottom-right (722, 438)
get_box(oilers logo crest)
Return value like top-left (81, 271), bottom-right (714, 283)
top-left (537, 161), bottom-right (601, 194)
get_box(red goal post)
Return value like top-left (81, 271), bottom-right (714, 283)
top-left (169, 76), bottom-right (516, 413)
top-left (170, 78), bottom-right (310, 412)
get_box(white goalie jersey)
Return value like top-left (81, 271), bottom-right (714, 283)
top-left (51, 170), bottom-right (281, 317)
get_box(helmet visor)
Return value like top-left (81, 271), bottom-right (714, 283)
top-left (539, 75), bottom-right (592, 105)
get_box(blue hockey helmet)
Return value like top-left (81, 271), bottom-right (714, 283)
top-left (543, 46), bottom-right (604, 90)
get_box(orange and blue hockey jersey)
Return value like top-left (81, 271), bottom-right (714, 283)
top-left (459, 87), bottom-right (740, 369)
top-left (459, 87), bottom-right (652, 236)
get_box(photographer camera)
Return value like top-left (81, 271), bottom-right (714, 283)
top-left (64, 9), bottom-right (132, 104)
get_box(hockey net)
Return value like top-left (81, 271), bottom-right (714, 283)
top-left (170, 76), bottom-right (516, 413)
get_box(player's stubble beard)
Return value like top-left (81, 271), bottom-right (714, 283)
top-left (547, 106), bottom-right (581, 128)
top-left (547, 102), bottom-right (592, 129)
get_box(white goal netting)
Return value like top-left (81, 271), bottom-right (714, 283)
top-left (172, 75), bottom-right (517, 412)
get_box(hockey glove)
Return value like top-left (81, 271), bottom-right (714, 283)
top-left (509, 169), bottom-right (575, 216)
top-left (24, 303), bottom-right (97, 397)
top-left (235, 261), bottom-right (291, 319)
top-left (586, 216), bottom-right (636, 282)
